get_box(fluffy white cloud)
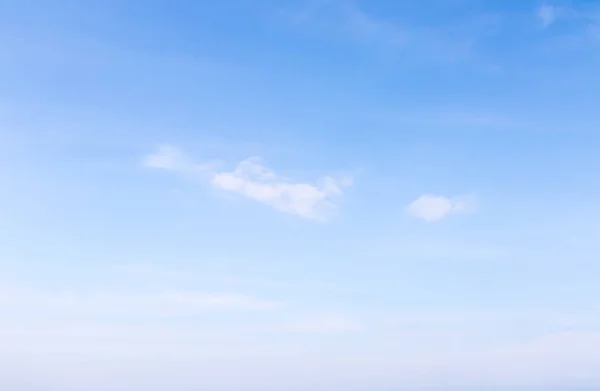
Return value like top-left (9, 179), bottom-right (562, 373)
top-left (406, 194), bottom-right (476, 222)
top-left (143, 146), bottom-right (352, 221)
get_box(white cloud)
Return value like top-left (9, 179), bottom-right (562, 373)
top-left (143, 146), bottom-right (352, 221)
top-left (212, 157), bottom-right (351, 221)
top-left (538, 4), bottom-right (558, 28)
top-left (406, 194), bottom-right (476, 222)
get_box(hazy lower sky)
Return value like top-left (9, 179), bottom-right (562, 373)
top-left (2, 0), bottom-right (600, 390)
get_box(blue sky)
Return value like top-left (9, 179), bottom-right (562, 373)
top-left (2, 0), bottom-right (600, 389)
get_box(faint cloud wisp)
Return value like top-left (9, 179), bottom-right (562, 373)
top-left (537, 4), bottom-right (558, 28)
top-left (536, 2), bottom-right (600, 44)
top-left (281, 1), bottom-right (489, 64)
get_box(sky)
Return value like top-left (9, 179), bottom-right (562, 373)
top-left (1, 0), bottom-right (600, 390)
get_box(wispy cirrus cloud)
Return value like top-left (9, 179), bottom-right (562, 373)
top-left (286, 1), bottom-right (600, 64)
top-left (273, 314), bottom-right (362, 333)
top-left (143, 145), bottom-right (352, 222)
top-left (142, 144), bottom-right (220, 174)
top-left (0, 286), bottom-right (280, 317)
top-left (281, 1), bottom-right (496, 63)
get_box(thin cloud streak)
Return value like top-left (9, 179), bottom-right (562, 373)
top-left (282, 1), bottom-right (487, 63)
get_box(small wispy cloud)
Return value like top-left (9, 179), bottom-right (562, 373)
top-left (142, 144), bottom-right (219, 174)
top-left (143, 145), bottom-right (352, 221)
top-left (282, 1), bottom-right (405, 49)
top-left (537, 4), bottom-right (558, 28)
top-left (406, 194), bottom-right (477, 222)
top-left (339, 3), bottom-right (407, 46)
top-left (163, 292), bottom-right (280, 311)
top-left (143, 145), bottom-right (185, 170)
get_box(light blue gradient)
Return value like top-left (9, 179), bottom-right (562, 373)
top-left (1, 0), bottom-right (600, 389)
